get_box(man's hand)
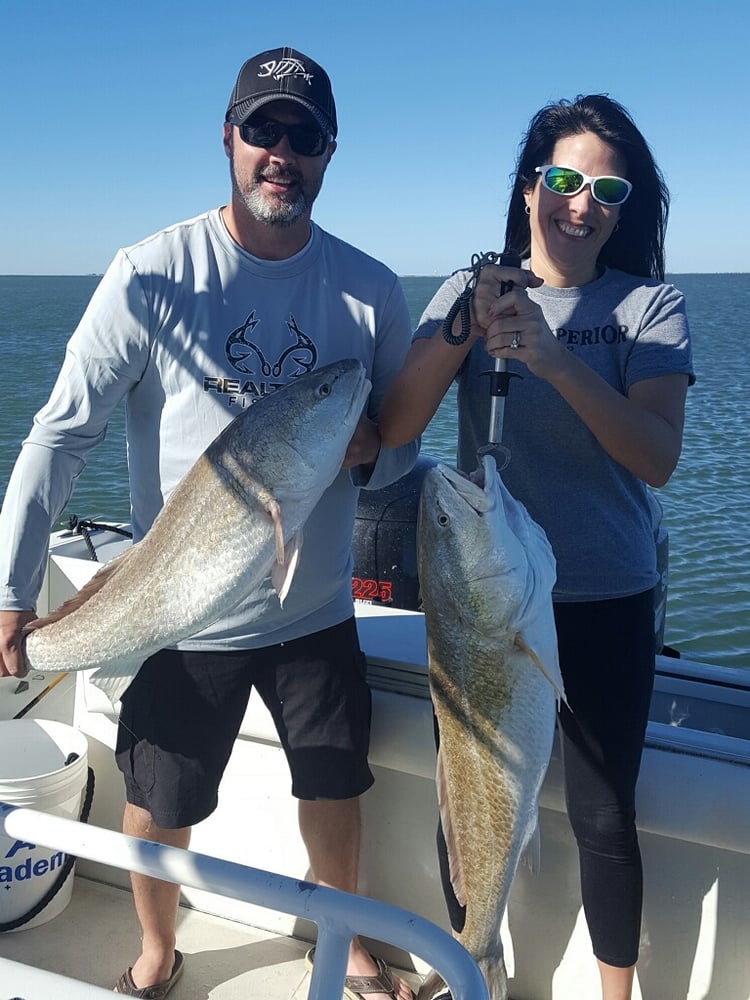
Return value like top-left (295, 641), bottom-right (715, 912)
top-left (0, 610), bottom-right (37, 678)
top-left (342, 414), bottom-right (381, 470)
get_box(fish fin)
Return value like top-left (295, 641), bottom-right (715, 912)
top-left (266, 498), bottom-right (285, 565)
top-left (271, 530), bottom-right (303, 607)
top-left (516, 635), bottom-right (568, 707)
top-left (436, 746), bottom-right (467, 908)
top-left (522, 819), bottom-right (542, 875)
top-left (89, 658), bottom-right (146, 708)
top-left (24, 549), bottom-right (132, 632)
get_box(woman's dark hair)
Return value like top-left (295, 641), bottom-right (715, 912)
top-left (504, 94), bottom-right (669, 280)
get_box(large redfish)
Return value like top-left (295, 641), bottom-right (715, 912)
top-left (24, 360), bottom-right (370, 705)
top-left (417, 454), bottom-right (564, 1000)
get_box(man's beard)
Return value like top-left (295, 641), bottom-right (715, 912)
top-left (231, 161), bottom-right (321, 228)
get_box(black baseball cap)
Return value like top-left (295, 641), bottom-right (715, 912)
top-left (225, 47), bottom-right (338, 138)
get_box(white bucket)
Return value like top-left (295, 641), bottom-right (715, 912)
top-left (0, 719), bottom-right (90, 931)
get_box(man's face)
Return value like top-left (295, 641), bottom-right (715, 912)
top-left (224, 101), bottom-right (336, 228)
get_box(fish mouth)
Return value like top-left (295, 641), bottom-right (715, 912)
top-left (436, 453), bottom-right (498, 514)
top-left (351, 375), bottom-right (372, 418)
top-left (319, 359), bottom-right (370, 422)
top-left (342, 370), bottom-right (371, 424)
top-left (290, 360), bottom-right (370, 468)
top-left (267, 360), bottom-right (370, 489)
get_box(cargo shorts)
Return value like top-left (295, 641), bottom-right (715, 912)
top-left (115, 617), bottom-right (374, 828)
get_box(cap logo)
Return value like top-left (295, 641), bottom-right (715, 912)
top-left (258, 58), bottom-right (313, 86)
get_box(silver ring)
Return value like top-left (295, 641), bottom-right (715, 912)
top-left (510, 332), bottom-right (521, 349)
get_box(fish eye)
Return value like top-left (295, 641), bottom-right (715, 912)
top-left (318, 382), bottom-right (332, 397)
top-left (437, 513), bottom-right (450, 527)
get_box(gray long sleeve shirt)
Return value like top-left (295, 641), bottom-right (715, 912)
top-left (0, 210), bottom-right (418, 647)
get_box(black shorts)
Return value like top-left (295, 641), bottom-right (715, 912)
top-left (115, 617), bottom-right (374, 828)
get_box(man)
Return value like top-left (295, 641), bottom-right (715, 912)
top-left (0, 47), bottom-right (417, 1000)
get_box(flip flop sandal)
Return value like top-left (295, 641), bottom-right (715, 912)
top-left (113, 949), bottom-right (185, 998)
top-left (305, 946), bottom-right (414, 999)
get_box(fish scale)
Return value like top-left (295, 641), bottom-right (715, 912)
top-left (24, 359), bottom-right (371, 706)
top-left (417, 454), bottom-right (564, 1000)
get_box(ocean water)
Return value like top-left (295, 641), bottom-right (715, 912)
top-left (1, 273), bottom-right (748, 669)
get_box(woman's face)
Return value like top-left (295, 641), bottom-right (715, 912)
top-left (524, 130), bottom-right (627, 286)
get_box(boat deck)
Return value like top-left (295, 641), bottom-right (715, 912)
top-left (1, 875), bottom-right (423, 999)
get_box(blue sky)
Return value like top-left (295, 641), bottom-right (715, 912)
top-left (2, 0), bottom-right (747, 276)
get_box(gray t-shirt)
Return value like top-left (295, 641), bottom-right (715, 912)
top-left (0, 210), bottom-right (418, 645)
top-left (415, 266), bottom-right (694, 601)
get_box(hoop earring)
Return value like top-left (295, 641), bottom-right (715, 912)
top-left (525, 205), bottom-right (531, 216)
top-left (613, 222), bottom-right (620, 233)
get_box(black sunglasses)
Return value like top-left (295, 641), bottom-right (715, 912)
top-left (229, 115), bottom-right (330, 157)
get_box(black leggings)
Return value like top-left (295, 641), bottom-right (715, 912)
top-left (436, 589), bottom-right (655, 969)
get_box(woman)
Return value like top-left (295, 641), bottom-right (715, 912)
top-left (379, 95), bottom-right (694, 1000)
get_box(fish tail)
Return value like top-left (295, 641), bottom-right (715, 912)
top-left (417, 969), bottom-right (446, 1000)
top-left (418, 956), bottom-right (509, 1000)
top-left (24, 550), bottom-right (131, 632)
top-left (478, 953), bottom-right (509, 1000)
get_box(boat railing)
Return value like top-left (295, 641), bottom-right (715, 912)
top-left (0, 802), bottom-right (489, 1000)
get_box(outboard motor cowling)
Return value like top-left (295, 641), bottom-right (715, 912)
top-left (352, 456), bottom-right (670, 655)
top-left (351, 455), bottom-right (438, 611)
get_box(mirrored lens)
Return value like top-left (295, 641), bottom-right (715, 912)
top-left (591, 177), bottom-right (631, 205)
top-left (544, 167), bottom-right (584, 195)
top-left (238, 119), bottom-right (328, 157)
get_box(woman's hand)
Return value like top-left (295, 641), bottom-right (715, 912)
top-left (473, 264), bottom-right (566, 380)
top-left (471, 262), bottom-right (542, 327)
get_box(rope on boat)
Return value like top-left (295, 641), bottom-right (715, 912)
top-left (66, 516), bottom-right (133, 563)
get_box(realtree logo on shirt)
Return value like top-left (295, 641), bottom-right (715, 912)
top-left (203, 312), bottom-right (318, 407)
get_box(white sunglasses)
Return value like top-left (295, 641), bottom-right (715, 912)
top-left (535, 165), bottom-right (632, 206)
